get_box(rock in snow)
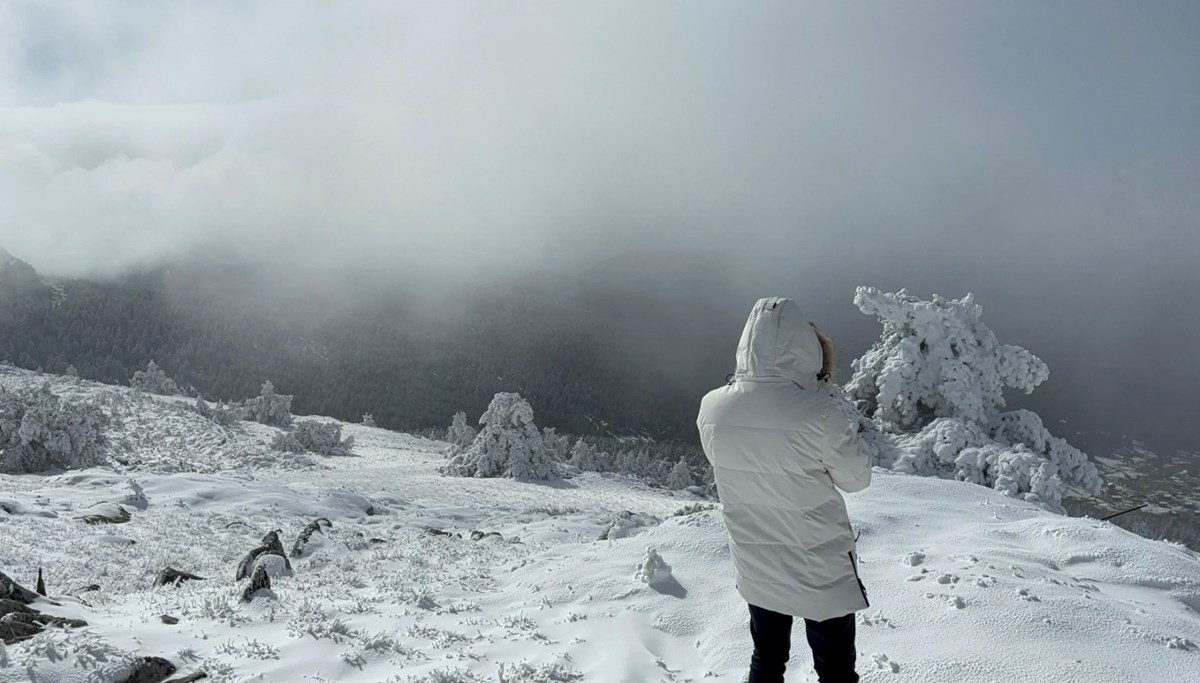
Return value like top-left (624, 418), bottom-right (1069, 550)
top-left (0, 571), bottom-right (41, 605)
top-left (290, 517), bottom-right (332, 558)
top-left (155, 567), bottom-right (206, 588)
top-left (240, 565), bottom-right (272, 603)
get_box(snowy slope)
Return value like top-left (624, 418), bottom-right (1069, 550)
top-left (1, 368), bottom-right (1199, 682)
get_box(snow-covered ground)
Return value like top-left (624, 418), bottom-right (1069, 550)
top-left (2, 369), bottom-right (1199, 682)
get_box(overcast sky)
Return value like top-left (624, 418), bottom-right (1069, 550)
top-left (1, 1), bottom-right (1197, 450)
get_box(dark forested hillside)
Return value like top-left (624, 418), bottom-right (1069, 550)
top-left (0, 254), bottom-right (737, 442)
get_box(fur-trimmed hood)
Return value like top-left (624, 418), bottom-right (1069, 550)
top-left (733, 297), bottom-right (824, 387)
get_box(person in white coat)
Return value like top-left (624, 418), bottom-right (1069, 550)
top-left (697, 297), bottom-right (873, 683)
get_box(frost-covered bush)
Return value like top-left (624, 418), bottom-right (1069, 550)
top-left (0, 383), bottom-right (109, 473)
top-left (497, 661), bottom-right (584, 683)
top-left (846, 287), bottom-right (1101, 511)
top-left (273, 420), bottom-right (355, 456)
top-left (446, 411), bottom-right (476, 451)
top-left (130, 360), bottom-right (182, 396)
top-left (361, 413), bottom-right (377, 428)
top-left (243, 381), bottom-right (293, 427)
top-left (598, 511), bottom-right (660, 540)
top-left (442, 393), bottom-right (558, 481)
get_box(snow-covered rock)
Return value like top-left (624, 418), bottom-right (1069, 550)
top-left (634, 547), bottom-right (673, 586)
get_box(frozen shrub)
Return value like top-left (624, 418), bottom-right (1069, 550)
top-left (243, 381), bottom-right (293, 427)
top-left (361, 413), bottom-right (377, 428)
top-left (846, 287), bottom-right (1101, 511)
top-left (273, 420), bottom-right (354, 456)
top-left (498, 662), bottom-right (583, 683)
top-left (446, 411), bottom-right (476, 451)
top-left (598, 511), bottom-right (659, 540)
top-left (442, 392), bottom-right (558, 481)
top-left (130, 360), bottom-right (182, 396)
top-left (0, 383), bottom-right (108, 473)
top-left (271, 430), bottom-right (304, 453)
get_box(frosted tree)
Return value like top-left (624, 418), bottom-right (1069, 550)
top-left (0, 384), bottom-right (109, 473)
top-left (845, 287), bottom-right (1101, 511)
top-left (568, 440), bottom-right (600, 471)
top-left (446, 411), bottom-right (477, 451)
top-left (542, 426), bottom-right (572, 462)
top-left (361, 413), bottom-right (377, 428)
top-left (243, 381), bottom-right (293, 427)
top-left (130, 360), bottom-right (181, 396)
top-left (443, 392), bottom-right (559, 481)
top-left (667, 457), bottom-right (694, 490)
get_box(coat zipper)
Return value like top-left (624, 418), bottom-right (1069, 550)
top-left (849, 551), bottom-right (870, 607)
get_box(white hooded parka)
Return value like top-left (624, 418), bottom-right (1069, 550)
top-left (697, 297), bottom-right (873, 621)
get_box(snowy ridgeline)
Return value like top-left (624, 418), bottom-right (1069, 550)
top-left (3, 287), bottom-right (1106, 518)
top-left (0, 385), bottom-right (1197, 682)
top-left (434, 287), bottom-right (1104, 514)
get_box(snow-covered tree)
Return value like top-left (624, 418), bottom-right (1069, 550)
top-left (666, 457), bottom-right (693, 490)
top-left (361, 413), bottom-right (377, 428)
top-left (446, 411), bottom-right (476, 450)
top-left (443, 392), bottom-right (558, 481)
top-left (542, 426), bottom-right (571, 462)
top-left (845, 287), bottom-right (1101, 511)
top-left (243, 381), bottom-right (293, 427)
top-left (130, 360), bottom-right (181, 396)
top-left (568, 440), bottom-right (600, 471)
top-left (0, 384), bottom-right (108, 473)
top-left (64, 364), bottom-right (79, 379)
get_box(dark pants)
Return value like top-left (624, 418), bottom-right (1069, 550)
top-left (748, 604), bottom-right (859, 683)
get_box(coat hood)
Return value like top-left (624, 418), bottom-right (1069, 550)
top-left (734, 297), bottom-right (824, 386)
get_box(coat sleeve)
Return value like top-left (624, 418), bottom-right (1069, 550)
top-left (821, 396), bottom-right (873, 493)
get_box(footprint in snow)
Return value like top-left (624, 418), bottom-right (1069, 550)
top-left (901, 551), bottom-right (926, 567)
top-left (870, 653), bottom-right (901, 673)
top-left (906, 567), bottom-right (931, 582)
top-left (924, 592), bottom-right (966, 609)
top-left (1166, 637), bottom-right (1196, 652)
top-left (935, 573), bottom-right (959, 585)
top-left (1016, 588), bottom-right (1041, 602)
top-left (858, 612), bottom-right (896, 629)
